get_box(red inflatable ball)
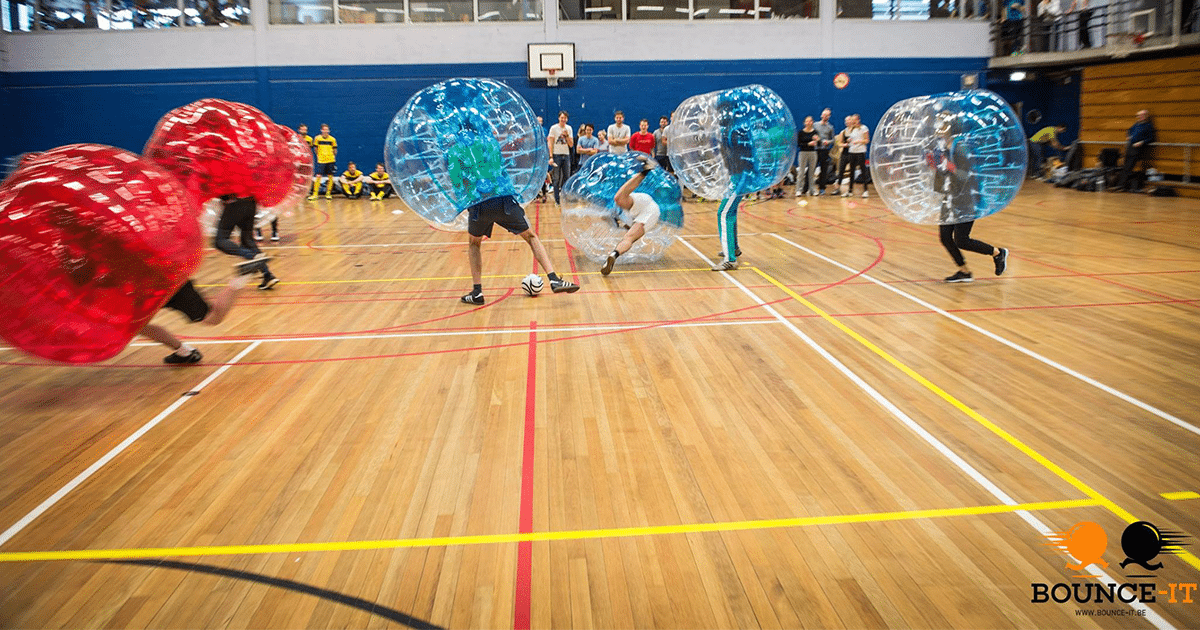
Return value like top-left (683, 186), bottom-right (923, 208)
top-left (143, 99), bottom-right (293, 207)
top-left (0, 144), bottom-right (203, 364)
top-left (264, 125), bottom-right (315, 213)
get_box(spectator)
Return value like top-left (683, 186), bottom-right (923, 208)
top-left (597, 130), bottom-right (610, 154)
top-left (1115, 110), bottom-right (1156, 192)
top-left (1001, 0), bottom-right (1025, 55)
top-left (1068, 0), bottom-right (1092, 49)
top-left (833, 115), bottom-right (853, 193)
top-left (308, 123), bottom-right (337, 199)
top-left (607, 111), bottom-right (631, 155)
top-left (630, 119), bottom-right (656, 155)
top-left (577, 124), bottom-right (601, 166)
top-left (1029, 124), bottom-right (1067, 178)
top-left (842, 114), bottom-right (871, 198)
top-left (795, 116), bottom-right (820, 197)
top-left (1035, 0), bottom-right (1063, 52)
top-left (368, 163), bottom-right (393, 200)
top-left (813, 108), bottom-right (835, 195)
top-left (654, 116), bottom-right (672, 172)
top-left (339, 161), bottom-right (365, 199)
top-left (547, 110), bottom-right (574, 205)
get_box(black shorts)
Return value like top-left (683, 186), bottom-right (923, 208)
top-left (656, 155), bottom-right (673, 172)
top-left (318, 162), bottom-right (337, 176)
top-left (163, 281), bottom-right (210, 323)
top-left (467, 195), bottom-right (530, 238)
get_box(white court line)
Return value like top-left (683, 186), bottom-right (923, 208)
top-left (0, 320), bottom-right (782, 354)
top-left (768, 233), bottom-right (1200, 438)
top-left (260, 234), bottom-right (760, 250)
top-left (675, 236), bottom-right (1172, 629)
top-left (0, 341), bottom-right (263, 549)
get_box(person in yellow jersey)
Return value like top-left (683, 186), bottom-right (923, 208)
top-left (339, 161), bottom-right (365, 199)
top-left (309, 123), bottom-right (338, 199)
top-left (368, 163), bottom-right (393, 200)
top-left (1028, 124), bottom-right (1066, 179)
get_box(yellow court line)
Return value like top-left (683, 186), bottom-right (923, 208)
top-left (1161, 491), bottom-right (1200, 501)
top-left (0, 499), bottom-right (1099, 563)
top-left (750, 266), bottom-right (1200, 574)
top-left (195, 267), bottom-right (711, 288)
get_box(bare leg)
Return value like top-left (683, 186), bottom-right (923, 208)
top-left (468, 235), bottom-right (484, 285)
top-left (613, 222), bottom-right (646, 256)
top-left (519, 230), bottom-right (556, 276)
top-left (204, 275), bottom-right (249, 325)
top-left (140, 323), bottom-right (182, 350)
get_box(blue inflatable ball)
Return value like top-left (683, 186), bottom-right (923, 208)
top-left (385, 78), bottom-right (548, 228)
top-left (561, 152), bottom-right (684, 264)
top-left (870, 89), bottom-right (1027, 225)
top-left (667, 85), bottom-right (797, 200)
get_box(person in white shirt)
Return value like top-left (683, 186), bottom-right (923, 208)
top-left (547, 110), bottom-right (574, 205)
top-left (606, 111), bottom-right (632, 155)
top-left (841, 114), bottom-right (871, 198)
top-left (600, 155), bottom-right (661, 276)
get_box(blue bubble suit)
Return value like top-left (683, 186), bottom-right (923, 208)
top-left (870, 89), bottom-right (1027, 225)
top-left (385, 78), bottom-right (548, 230)
top-left (667, 85), bottom-right (797, 200)
top-left (560, 152), bottom-right (685, 264)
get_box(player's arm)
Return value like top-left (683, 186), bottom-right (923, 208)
top-left (614, 155), bottom-right (655, 210)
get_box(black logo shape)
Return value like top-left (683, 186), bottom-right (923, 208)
top-left (1119, 521), bottom-right (1190, 572)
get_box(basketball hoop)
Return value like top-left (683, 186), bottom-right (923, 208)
top-left (547, 69), bottom-right (558, 87)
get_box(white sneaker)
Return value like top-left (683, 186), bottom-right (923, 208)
top-left (842, 191), bottom-right (851, 198)
top-left (862, 191), bottom-right (869, 198)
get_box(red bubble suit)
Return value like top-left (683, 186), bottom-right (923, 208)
top-left (258, 125), bottom-right (315, 224)
top-left (143, 99), bottom-right (293, 207)
top-left (0, 144), bottom-right (203, 363)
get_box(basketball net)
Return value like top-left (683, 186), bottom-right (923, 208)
top-left (547, 69), bottom-right (558, 87)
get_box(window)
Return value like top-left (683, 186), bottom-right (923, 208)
top-left (270, 0), bottom-right (331, 23)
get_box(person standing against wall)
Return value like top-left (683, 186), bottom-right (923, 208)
top-left (547, 111), bottom-right (574, 205)
top-left (607, 111), bottom-right (631, 155)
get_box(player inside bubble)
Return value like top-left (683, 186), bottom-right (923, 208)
top-left (560, 151), bottom-right (684, 271)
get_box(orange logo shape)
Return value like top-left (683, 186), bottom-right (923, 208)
top-left (1046, 521), bottom-right (1108, 575)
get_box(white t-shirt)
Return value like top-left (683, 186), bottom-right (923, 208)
top-left (548, 124), bottom-right (573, 156)
top-left (625, 192), bottom-right (660, 231)
top-left (847, 125), bottom-right (869, 154)
top-left (607, 123), bottom-right (631, 154)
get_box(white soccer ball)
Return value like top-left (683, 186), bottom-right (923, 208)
top-left (521, 274), bottom-right (544, 296)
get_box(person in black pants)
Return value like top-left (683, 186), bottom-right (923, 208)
top-left (926, 111), bottom-right (1009, 283)
top-left (1115, 109), bottom-right (1156, 192)
top-left (215, 195), bottom-right (279, 290)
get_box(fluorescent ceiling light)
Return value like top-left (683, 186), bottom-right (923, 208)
top-left (637, 5), bottom-right (664, 9)
top-left (1009, 71), bottom-right (1026, 80)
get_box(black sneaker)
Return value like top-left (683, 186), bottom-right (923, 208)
top-left (234, 253), bottom-right (272, 276)
top-left (164, 348), bottom-right (202, 365)
top-left (259, 274), bottom-right (279, 290)
top-left (550, 279), bottom-right (580, 293)
top-left (461, 293), bottom-right (485, 305)
top-left (993, 248), bottom-right (1008, 276)
top-left (600, 252), bottom-right (617, 276)
top-left (944, 270), bottom-right (973, 283)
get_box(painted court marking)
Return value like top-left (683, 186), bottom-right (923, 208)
top-left (0, 499), bottom-right (1101, 563)
top-left (676, 237), bottom-right (1173, 629)
top-left (767, 232), bottom-right (1200, 439)
top-left (0, 342), bottom-right (263, 550)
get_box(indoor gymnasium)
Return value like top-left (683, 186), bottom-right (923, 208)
top-left (1, 1), bottom-right (1199, 628)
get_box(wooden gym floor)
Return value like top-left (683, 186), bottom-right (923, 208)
top-left (1, 182), bottom-right (1198, 629)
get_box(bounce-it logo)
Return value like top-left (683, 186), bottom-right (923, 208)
top-left (1032, 520), bottom-right (1193, 612)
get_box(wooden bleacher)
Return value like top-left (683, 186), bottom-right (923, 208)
top-left (1080, 54), bottom-right (1200, 198)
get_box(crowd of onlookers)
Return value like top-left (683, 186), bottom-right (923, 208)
top-left (539, 107), bottom-right (880, 202)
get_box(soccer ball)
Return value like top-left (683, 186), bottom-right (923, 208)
top-left (521, 274), bottom-right (544, 296)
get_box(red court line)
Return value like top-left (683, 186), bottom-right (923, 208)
top-left (1014, 254), bottom-right (1200, 309)
top-left (514, 321), bottom-right (537, 630)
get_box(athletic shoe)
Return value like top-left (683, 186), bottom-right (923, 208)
top-left (164, 348), bottom-right (202, 365)
top-left (862, 191), bottom-right (869, 198)
top-left (842, 191), bottom-right (851, 197)
top-left (254, 230), bottom-right (263, 241)
top-left (815, 190), bottom-right (824, 196)
top-left (234, 253), bottom-right (272, 276)
top-left (324, 194), bottom-right (332, 199)
top-left (271, 234), bottom-right (280, 242)
top-left (600, 252), bottom-right (617, 276)
top-left (794, 189), bottom-right (802, 197)
top-left (944, 270), bottom-right (973, 283)
top-left (711, 260), bottom-right (739, 271)
top-left (993, 248), bottom-right (1009, 276)
top-left (307, 195), bottom-right (318, 201)
top-left (550, 279), bottom-right (580, 293)
top-left (809, 190), bottom-right (817, 197)
top-left (461, 293), bottom-right (485, 305)
top-left (259, 274), bottom-right (280, 290)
